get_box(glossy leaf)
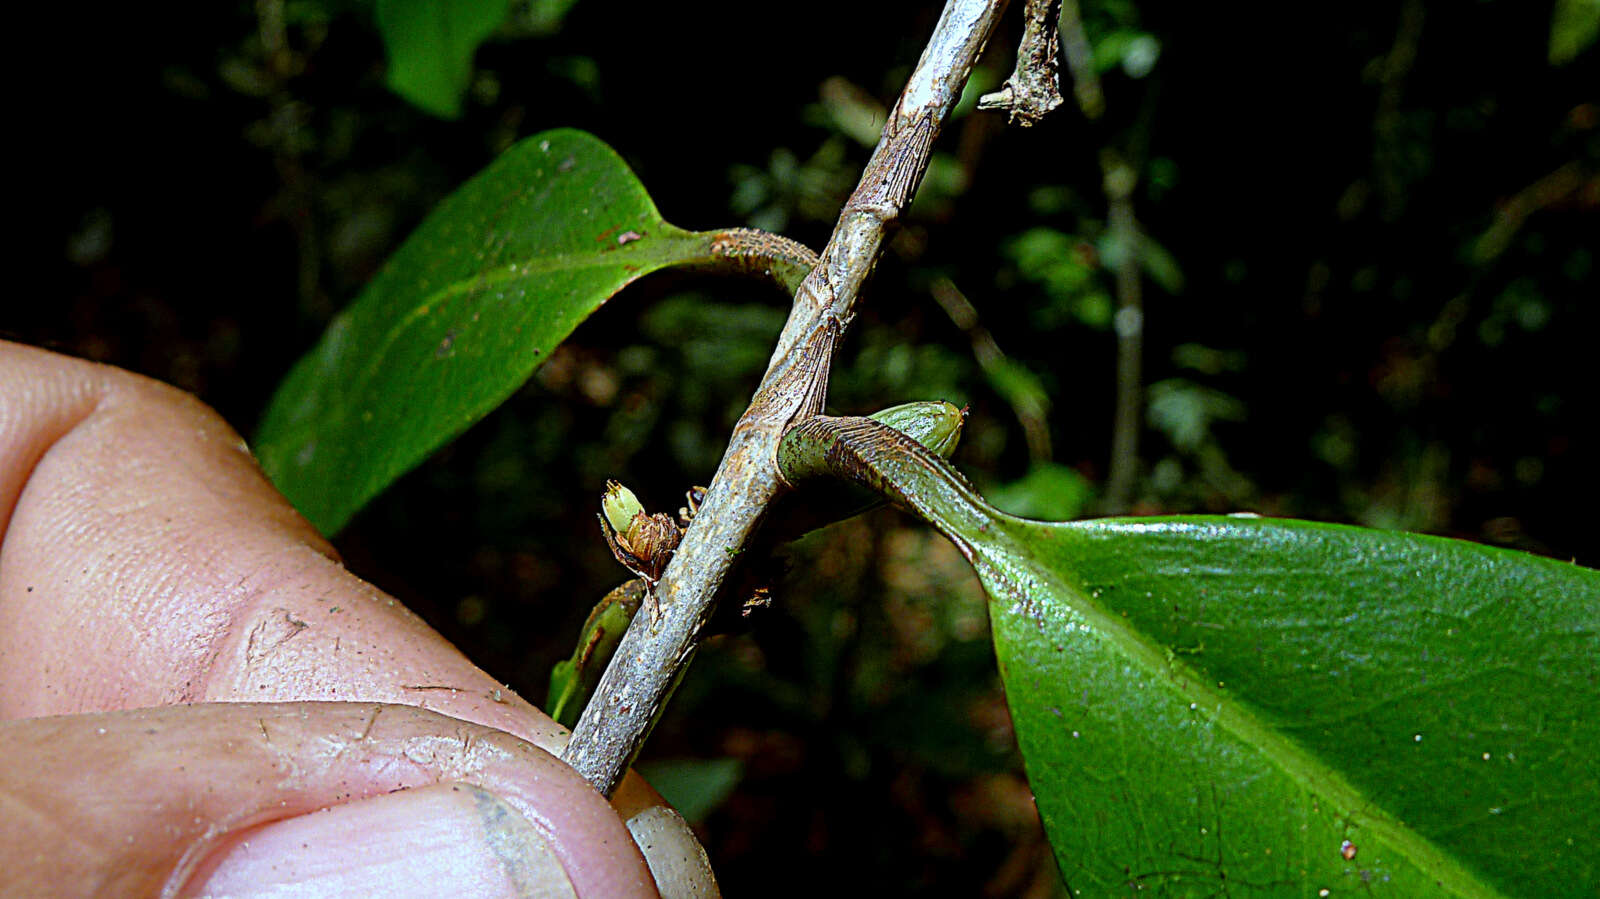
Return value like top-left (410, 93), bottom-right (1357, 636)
top-left (256, 129), bottom-right (806, 534)
top-left (983, 516), bottom-right (1597, 896)
top-left (778, 416), bottom-right (1599, 896)
top-left (376, 0), bottom-right (511, 118)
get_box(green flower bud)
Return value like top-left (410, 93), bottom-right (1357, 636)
top-left (602, 479), bottom-right (645, 534)
top-left (869, 400), bottom-right (965, 458)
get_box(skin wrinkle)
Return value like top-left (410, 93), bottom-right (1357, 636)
top-left (0, 348), bottom-right (105, 544)
top-left (1, 771), bottom-right (107, 869)
top-left (319, 712), bottom-right (622, 894)
top-left (201, 546), bottom-right (482, 710)
top-left (1, 349), bottom-right (333, 715)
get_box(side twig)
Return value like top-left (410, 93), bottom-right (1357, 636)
top-left (561, 0), bottom-right (1009, 797)
top-left (1056, 0), bottom-right (1102, 120)
top-left (928, 276), bottom-right (1052, 462)
top-left (977, 0), bottom-right (1063, 125)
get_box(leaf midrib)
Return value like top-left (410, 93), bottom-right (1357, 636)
top-left (273, 237), bottom-right (684, 451)
top-left (976, 516), bottom-right (1507, 898)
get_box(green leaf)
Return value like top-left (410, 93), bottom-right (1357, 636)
top-left (376, 0), bottom-right (511, 119)
top-left (985, 516), bottom-right (1597, 896)
top-left (516, 0), bottom-right (583, 37)
top-left (1005, 227), bottom-right (1112, 331)
top-left (985, 462), bottom-right (1091, 521)
top-left (1098, 229), bottom-right (1186, 295)
top-left (547, 580), bottom-right (644, 729)
top-left (636, 758), bottom-right (745, 825)
top-left (256, 130), bottom-right (807, 534)
top-left (1137, 232), bottom-right (1185, 294)
top-left (777, 417), bottom-right (1599, 895)
top-left (983, 358), bottom-right (1051, 424)
top-left (1092, 30), bottom-right (1162, 78)
top-left (1147, 378), bottom-right (1247, 452)
top-left (1550, 0), bottom-right (1600, 65)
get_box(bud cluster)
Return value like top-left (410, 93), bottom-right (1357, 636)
top-left (598, 480), bottom-right (683, 584)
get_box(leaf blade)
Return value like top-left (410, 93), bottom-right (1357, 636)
top-left (376, 0), bottom-right (511, 118)
top-left (979, 514), bottom-right (1598, 896)
top-left (255, 129), bottom-right (797, 534)
top-left (777, 416), bottom-right (1598, 895)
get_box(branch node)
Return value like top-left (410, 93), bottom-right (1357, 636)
top-left (977, 0), bottom-right (1064, 127)
top-left (559, 0), bottom-right (1009, 798)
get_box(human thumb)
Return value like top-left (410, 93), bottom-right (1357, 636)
top-left (0, 702), bottom-right (657, 898)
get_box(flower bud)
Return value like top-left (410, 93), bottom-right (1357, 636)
top-left (869, 400), bottom-right (966, 458)
top-left (602, 479), bottom-right (645, 534)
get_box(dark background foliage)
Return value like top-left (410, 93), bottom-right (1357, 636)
top-left (14, 1), bottom-right (1596, 894)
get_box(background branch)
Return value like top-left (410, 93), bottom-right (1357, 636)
top-left (1056, 0), bottom-right (1102, 120)
top-left (1101, 152), bottom-right (1143, 513)
top-left (1047, 0), bottom-right (1147, 513)
top-left (929, 276), bottom-right (1053, 462)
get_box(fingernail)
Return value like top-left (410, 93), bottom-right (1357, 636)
top-left (626, 805), bottom-right (719, 898)
top-left (188, 783), bottom-right (577, 898)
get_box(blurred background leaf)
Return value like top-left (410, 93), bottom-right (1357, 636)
top-left (1550, 0), bottom-right (1600, 64)
top-left (377, 0), bottom-right (513, 118)
top-left (636, 757), bottom-right (746, 826)
top-left (985, 462), bottom-right (1094, 520)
